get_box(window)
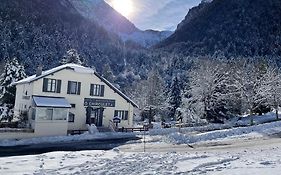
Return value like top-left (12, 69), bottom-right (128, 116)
top-left (68, 112), bottom-right (75, 122)
top-left (53, 108), bottom-right (68, 120)
top-left (114, 110), bottom-right (129, 120)
top-left (70, 104), bottom-right (76, 108)
top-left (37, 108), bottom-right (53, 120)
top-left (43, 78), bottom-right (61, 93)
top-left (67, 81), bottom-right (81, 95)
top-left (90, 84), bottom-right (105, 97)
top-left (36, 108), bottom-right (67, 121)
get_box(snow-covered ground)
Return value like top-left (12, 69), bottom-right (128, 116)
top-left (151, 120), bottom-right (281, 145)
top-left (1, 114), bottom-right (281, 174)
top-left (1, 135), bottom-right (281, 175)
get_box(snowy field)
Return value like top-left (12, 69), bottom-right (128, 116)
top-left (0, 136), bottom-right (281, 175)
top-left (1, 119), bottom-right (281, 174)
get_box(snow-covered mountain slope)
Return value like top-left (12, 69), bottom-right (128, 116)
top-left (69, 0), bottom-right (172, 47)
top-left (0, 0), bottom-right (128, 74)
top-left (158, 0), bottom-right (281, 57)
top-left (120, 30), bottom-right (172, 48)
top-left (69, 0), bottom-right (137, 34)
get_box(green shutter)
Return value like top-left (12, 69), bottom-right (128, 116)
top-left (90, 84), bottom-right (93, 96)
top-left (77, 82), bottom-right (81, 95)
top-left (114, 110), bottom-right (118, 117)
top-left (100, 85), bottom-right (105, 97)
top-left (56, 80), bottom-right (61, 93)
top-left (42, 78), bottom-right (48, 92)
top-left (67, 81), bottom-right (71, 94)
top-left (125, 111), bottom-right (129, 120)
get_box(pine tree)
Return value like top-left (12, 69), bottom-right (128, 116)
top-left (168, 76), bottom-right (182, 120)
top-left (60, 49), bottom-right (84, 65)
top-left (0, 57), bottom-right (26, 104)
top-left (102, 63), bottom-right (115, 82)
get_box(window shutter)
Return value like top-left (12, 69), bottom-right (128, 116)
top-left (56, 80), bottom-right (61, 93)
top-left (125, 111), bottom-right (129, 120)
top-left (67, 81), bottom-right (71, 94)
top-left (90, 84), bottom-right (93, 96)
top-left (114, 110), bottom-right (118, 117)
top-left (77, 82), bottom-right (81, 95)
top-left (42, 78), bottom-right (48, 92)
top-left (100, 85), bottom-right (105, 97)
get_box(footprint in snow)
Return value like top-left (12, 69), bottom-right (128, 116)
top-left (67, 155), bottom-right (77, 159)
top-left (260, 161), bottom-right (275, 166)
top-left (59, 161), bottom-right (64, 167)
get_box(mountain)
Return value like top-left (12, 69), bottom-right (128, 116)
top-left (69, 0), bottom-right (172, 47)
top-left (158, 0), bottom-right (281, 57)
top-left (0, 0), bottom-right (164, 90)
top-left (0, 0), bottom-right (132, 74)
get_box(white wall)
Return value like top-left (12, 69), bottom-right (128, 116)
top-left (34, 121), bottom-right (68, 136)
top-left (14, 83), bottom-right (33, 117)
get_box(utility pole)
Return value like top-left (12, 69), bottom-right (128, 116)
top-left (143, 125), bottom-right (146, 153)
top-left (143, 120), bottom-right (148, 152)
top-left (143, 128), bottom-right (146, 152)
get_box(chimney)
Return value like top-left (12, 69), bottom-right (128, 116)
top-left (36, 65), bottom-right (43, 77)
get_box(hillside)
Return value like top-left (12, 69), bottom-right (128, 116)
top-left (69, 0), bottom-right (172, 47)
top-left (0, 0), bottom-right (146, 76)
top-left (158, 0), bottom-right (281, 57)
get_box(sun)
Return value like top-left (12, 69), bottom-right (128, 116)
top-left (111, 0), bottom-right (134, 18)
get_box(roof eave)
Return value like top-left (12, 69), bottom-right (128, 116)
top-left (94, 72), bottom-right (139, 108)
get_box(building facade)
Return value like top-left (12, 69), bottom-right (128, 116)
top-left (13, 64), bottom-right (138, 137)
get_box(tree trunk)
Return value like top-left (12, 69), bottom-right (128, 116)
top-left (250, 108), bottom-right (254, 125)
top-left (276, 107), bottom-right (279, 120)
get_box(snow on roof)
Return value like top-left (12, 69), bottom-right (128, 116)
top-left (13, 64), bottom-right (95, 85)
top-left (33, 96), bottom-right (71, 108)
top-left (13, 63), bottom-right (138, 108)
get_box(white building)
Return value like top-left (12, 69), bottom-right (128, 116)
top-left (13, 64), bottom-right (138, 137)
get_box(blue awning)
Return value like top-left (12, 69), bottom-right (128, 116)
top-left (33, 96), bottom-right (71, 108)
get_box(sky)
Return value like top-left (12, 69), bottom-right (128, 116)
top-left (105, 0), bottom-right (202, 31)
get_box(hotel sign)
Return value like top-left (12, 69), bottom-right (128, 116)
top-left (84, 98), bottom-right (116, 107)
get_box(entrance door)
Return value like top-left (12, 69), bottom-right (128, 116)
top-left (91, 108), bottom-right (104, 127)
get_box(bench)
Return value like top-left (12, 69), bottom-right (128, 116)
top-left (118, 127), bottom-right (149, 132)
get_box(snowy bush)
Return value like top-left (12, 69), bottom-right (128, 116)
top-left (0, 104), bottom-right (14, 122)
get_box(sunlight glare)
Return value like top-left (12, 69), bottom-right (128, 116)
top-left (111, 0), bottom-right (134, 18)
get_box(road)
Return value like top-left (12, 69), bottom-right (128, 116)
top-left (0, 137), bottom-right (140, 157)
